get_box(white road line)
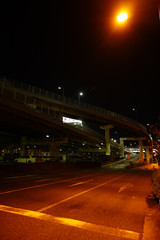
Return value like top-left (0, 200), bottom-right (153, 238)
top-left (102, 159), bottom-right (126, 167)
top-left (69, 179), bottom-right (94, 187)
top-left (35, 177), bottom-right (63, 183)
top-left (0, 173), bottom-right (100, 195)
top-left (5, 175), bottom-right (34, 179)
top-left (38, 174), bottom-right (125, 212)
top-left (0, 204), bottom-right (140, 240)
top-left (35, 178), bottom-right (53, 183)
top-left (1, 175), bottom-right (42, 183)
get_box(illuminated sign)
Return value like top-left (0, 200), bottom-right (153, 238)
top-left (63, 117), bottom-right (83, 126)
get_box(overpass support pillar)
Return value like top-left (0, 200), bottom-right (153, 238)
top-left (139, 140), bottom-right (144, 163)
top-left (49, 137), bottom-right (55, 157)
top-left (105, 127), bottom-right (110, 155)
top-left (144, 146), bottom-right (153, 164)
top-left (101, 125), bottom-right (114, 156)
top-left (145, 148), bottom-right (150, 164)
top-left (20, 136), bottom-right (27, 157)
top-left (120, 138), bottom-right (125, 158)
top-left (49, 138), bottom-right (60, 162)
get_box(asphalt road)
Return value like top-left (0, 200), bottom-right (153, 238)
top-left (0, 160), bottom-right (153, 240)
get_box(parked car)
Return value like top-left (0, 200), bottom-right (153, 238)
top-left (15, 155), bottom-right (54, 163)
top-left (15, 155), bottom-right (36, 164)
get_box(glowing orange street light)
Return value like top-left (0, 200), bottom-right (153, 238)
top-left (117, 13), bottom-right (128, 23)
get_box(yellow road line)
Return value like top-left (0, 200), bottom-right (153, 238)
top-left (0, 204), bottom-right (140, 240)
top-left (38, 174), bottom-right (124, 212)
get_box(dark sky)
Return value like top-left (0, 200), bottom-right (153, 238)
top-left (0, 0), bottom-right (160, 125)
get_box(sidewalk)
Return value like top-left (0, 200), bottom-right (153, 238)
top-left (139, 163), bottom-right (160, 240)
top-left (142, 209), bottom-right (160, 240)
top-left (139, 163), bottom-right (159, 170)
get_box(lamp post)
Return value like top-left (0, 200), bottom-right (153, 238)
top-left (78, 92), bottom-right (83, 103)
top-left (132, 107), bottom-right (138, 121)
top-left (58, 86), bottom-right (64, 96)
top-left (58, 86), bottom-right (64, 120)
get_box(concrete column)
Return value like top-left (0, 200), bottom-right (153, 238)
top-left (101, 125), bottom-right (114, 156)
top-left (55, 144), bottom-right (60, 162)
top-left (139, 140), bottom-right (144, 163)
top-left (49, 138), bottom-right (60, 162)
top-left (20, 136), bottom-right (27, 157)
top-left (62, 154), bottom-right (67, 162)
top-left (120, 138), bottom-right (124, 158)
top-left (145, 148), bottom-right (150, 165)
top-left (105, 127), bottom-right (111, 155)
top-left (144, 146), bottom-right (153, 164)
top-left (49, 137), bottom-right (55, 157)
top-left (7, 144), bottom-right (14, 154)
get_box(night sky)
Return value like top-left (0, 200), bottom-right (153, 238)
top-left (0, 0), bottom-right (160, 126)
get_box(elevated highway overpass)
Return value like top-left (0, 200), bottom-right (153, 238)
top-left (0, 94), bottom-right (105, 144)
top-left (0, 79), bottom-right (152, 161)
top-left (0, 79), bottom-right (150, 137)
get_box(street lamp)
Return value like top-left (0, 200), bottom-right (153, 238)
top-left (58, 86), bottom-right (64, 120)
top-left (114, 6), bottom-right (131, 28)
top-left (132, 107), bottom-right (138, 121)
top-left (117, 13), bottom-right (128, 23)
top-left (78, 92), bottom-right (84, 103)
top-left (58, 86), bottom-right (64, 96)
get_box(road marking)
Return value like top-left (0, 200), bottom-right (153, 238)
top-left (35, 177), bottom-right (63, 183)
top-left (35, 178), bottom-right (54, 183)
top-left (69, 179), bottom-right (94, 187)
top-left (0, 173), bottom-right (100, 195)
top-left (102, 159), bottom-right (126, 167)
top-left (118, 183), bottom-right (133, 193)
top-left (0, 204), bottom-right (140, 240)
top-left (5, 175), bottom-right (34, 179)
top-left (38, 175), bottom-right (124, 212)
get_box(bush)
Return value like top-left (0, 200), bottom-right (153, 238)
top-left (152, 169), bottom-right (160, 201)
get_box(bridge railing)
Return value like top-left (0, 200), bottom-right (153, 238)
top-left (0, 78), bottom-right (147, 132)
top-left (0, 78), bottom-right (106, 141)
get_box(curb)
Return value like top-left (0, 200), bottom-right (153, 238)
top-left (142, 210), bottom-right (160, 240)
top-left (102, 158), bottom-right (126, 167)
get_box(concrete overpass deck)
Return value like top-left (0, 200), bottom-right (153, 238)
top-left (0, 78), bottom-right (152, 161)
top-left (0, 78), bottom-right (150, 140)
